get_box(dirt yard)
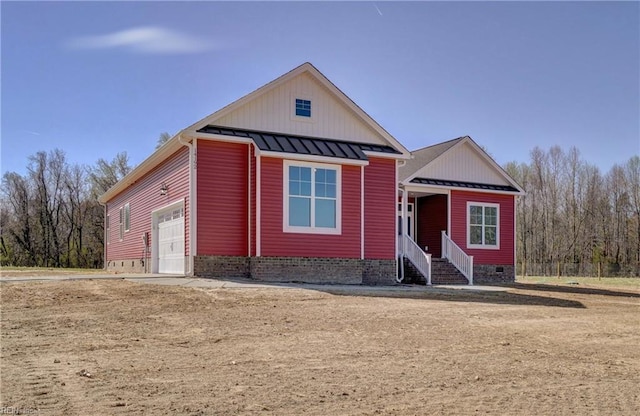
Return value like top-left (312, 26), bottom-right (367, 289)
top-left (1, 278), bottom-right (639, 415)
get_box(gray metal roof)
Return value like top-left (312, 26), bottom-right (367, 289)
top-left (410, 177), bottom-right (520, 193)
top-left (197, 125), bottom-right (400, 161)
top-left (398, 137), bottom-right (466, 181)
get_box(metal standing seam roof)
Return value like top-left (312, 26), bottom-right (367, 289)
top-left (410, 177), bottom-right (520, 193)
top-left (196, 125), bottom-right (401, 161)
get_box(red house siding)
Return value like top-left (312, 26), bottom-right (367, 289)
top-left (260, 157), bottom-right (361, 258)
top-left (106, 147), bottom-right (190, 261)
top-left (196, 140), bottom-right (249, 256)
top-left (450, 190), bottom-right (515, 265)
top-left (364, 157), bottom-right (396, 260)
top-left (416, 194), bottom-right (448, 258)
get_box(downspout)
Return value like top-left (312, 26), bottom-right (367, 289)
top-left (396, 160), bottom-right (407, 283)
top-left (178, 133), bottom-right (196, 277)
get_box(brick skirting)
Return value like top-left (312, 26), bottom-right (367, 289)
top-left (192, 256), bottom-right (397, 285)
top-left (473, 264), bottom-right (515, 284)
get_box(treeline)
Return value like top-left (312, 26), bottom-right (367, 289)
top-left (1, 149), bottom-right (131, 268)
top-left (2, 146), bottom-right (639, 277)
top-left (506, 147), bottom-right (640, 277)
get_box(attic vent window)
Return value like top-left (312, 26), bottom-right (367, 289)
top-left (295, 99), bottom-right (311, 117)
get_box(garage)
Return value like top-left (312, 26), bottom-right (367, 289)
top-left (155, 203), bottom-right (185, 274)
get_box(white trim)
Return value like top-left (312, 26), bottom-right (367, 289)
top-left (255, 147), bottom-right (261, 257)
top-left (260, 150), bottom-right (369, 166)
top-left (123, 203), bottom-right (131, 232)
top-left (290, 93), bottom-right (316, 123)
top-left (401, 181), bottom-right (522, 196)
top-left (283, 160), bottom-right (342, 235)
top-left (151, 199), bottom-right (186, 274)
top-left (184, 63), bottom-right (411, 158)
top-left (248, 143), bottom-right (252, 257)
top-left (360, 165), bottom-right (365, 260)
top-left (447, 190), bottom-right (452, 240)
top-left (178, 134), bottom-right (195, 276)
top-left (183, 131), bottom-right (253, 145)
top-left (466, 201), bottom-right (500, 250)
top-left (514, 195), bottom-right (518, 275)
top-left (397, 202), bottom-right (415, 240)
top-left (362, 150), bottom-right (410, 160)
top-left (404, 137), bottom-right (525, 194)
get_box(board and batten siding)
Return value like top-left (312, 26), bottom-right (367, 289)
top-left (214, 72), bottom-right (386, 146)
top-left (106, 147), bottom-right (190, 261)
top-left (196, 140), bottom-right (250, 256)
top-left (260, 157), bottom-right (361, 258)
top-left (450, 190), bottom-right (515, 265)
top-left (364, 157), bottom-right (396, 260)
top-left (415, 141), bottom-right (510, 186)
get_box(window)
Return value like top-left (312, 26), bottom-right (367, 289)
top-left (119, 207), bottom-right (124, 240)
top-left (106, 215), bottom-right (110, 244)
top-left (124, 203), bottom-right (131, 232)
top-left (284, 161), bottom-right (341, 234)
top-left (467, 202), bottom-right (499, 249)
top-left (295, 98), bottom-right (311, 117)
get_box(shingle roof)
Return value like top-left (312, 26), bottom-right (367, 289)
top-left (197, 125), bottom-right (401, 161)
top-left (410, 177), bottom-right (520, 193)
top-left (398, 137), bottom-right (466, 181)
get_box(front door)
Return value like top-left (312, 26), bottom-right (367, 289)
top-left (398, 203), bottom-right (414, 240)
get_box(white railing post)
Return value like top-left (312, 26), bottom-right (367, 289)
top-left (440, 230), bottom-right (474, 285)
top-left (403, 234), bottom-right (432, 285)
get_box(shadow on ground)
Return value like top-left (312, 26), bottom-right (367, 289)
top-left (320, 286), bottom-right (586, 309)
top-left (501, 282), bottom-right (640, 299)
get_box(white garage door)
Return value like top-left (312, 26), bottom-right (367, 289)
top-left (157, 206), bottom-right (185, 274)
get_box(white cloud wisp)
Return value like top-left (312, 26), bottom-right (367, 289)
top-left (66, 26), bottom-right (215, 54)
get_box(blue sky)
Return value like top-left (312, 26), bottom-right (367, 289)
top-left (2, 1), bottom-right (638, 176)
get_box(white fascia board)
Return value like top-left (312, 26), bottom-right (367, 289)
top-left (260, 150), bottom-right (369, 166)
top-left (182, 131), bottom-right (253, 145)
top-left (362, 150), bottom-right (411, 160)
top-left (402, 181), bottom-right (524, 196)
top-left (98, 133), bottom-right (187, 204)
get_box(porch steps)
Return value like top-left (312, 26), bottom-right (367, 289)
top-left (403, 257), bottom-right (469, 285)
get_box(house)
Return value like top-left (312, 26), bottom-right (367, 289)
top-left (98, 63), bottom-right (524, 285)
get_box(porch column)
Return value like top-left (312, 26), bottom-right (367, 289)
top-left (401, 188), bottom-right (408, 256)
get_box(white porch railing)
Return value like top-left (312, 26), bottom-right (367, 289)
top-left (441, 231), bottom-right (474, 285)
top-left (402, 234), bottom-right (432, 285)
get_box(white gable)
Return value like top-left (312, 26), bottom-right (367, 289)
top-left (211, 72), bottom-right (388, 146)
top-left (412, 141), bottom-right (512, 186)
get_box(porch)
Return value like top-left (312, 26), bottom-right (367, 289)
top-left (397, 188), bottom-right (473, 285)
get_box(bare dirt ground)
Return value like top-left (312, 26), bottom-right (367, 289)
top-left (1, 279), bottom-right (639, 415)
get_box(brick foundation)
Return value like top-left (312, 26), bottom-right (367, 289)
top-left (194, 255), bottom-right (249, 278)
top-left (362, 259), bottom-right (397, 285)
top-left (473, 264), bottom-right (515, 284)
top-left (192, 255), bottom-right (397, 285)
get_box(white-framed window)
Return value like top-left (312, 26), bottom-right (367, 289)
top-left (119, 207), bottom-right (124, 240)
top-left (467, 202), bottom-right (499, 249)
top-left (106, 215), bottom-right (110, 245)
top-left (291, 94), bottom-right (315, 122)
top-left (283, 160), bottom-right (341, 235)
top-left (295, 98), bottom-right (311, 117)
top-left (124, 203), bottom-right (131, 232)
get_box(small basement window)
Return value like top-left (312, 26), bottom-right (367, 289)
top-left (295, 99), bottom-right (311, 117)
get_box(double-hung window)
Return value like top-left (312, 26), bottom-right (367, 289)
top-left (124, 203), bottom-right (131, 232)
top-left (284, 161), bottom-right (341, 234)
top-left (467, 202), bottom-right (499, 249)
top-left (119, 207), bottom-right (124, 240)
